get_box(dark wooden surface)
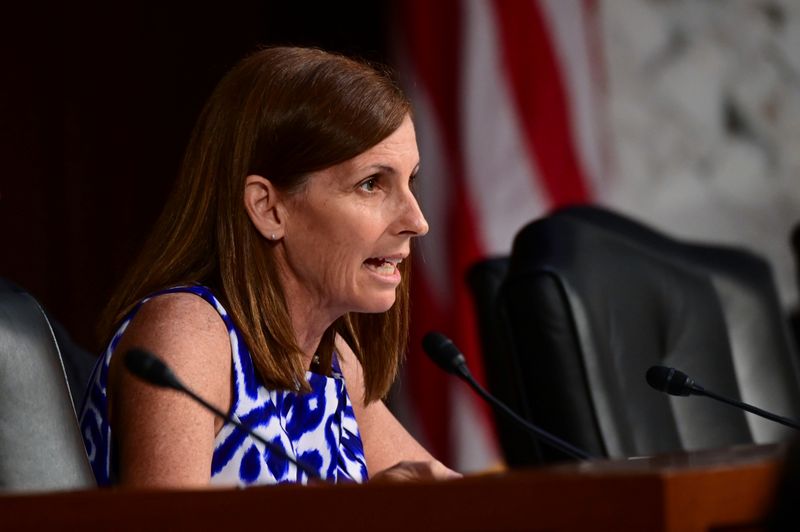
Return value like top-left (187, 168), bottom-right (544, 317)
top-left (0, 444), bottom-right (783, 531)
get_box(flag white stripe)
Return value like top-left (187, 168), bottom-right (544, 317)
top-left (539, 0), bottom-right (606, 191)
top-left (462, 0), bottom-right (550, 257)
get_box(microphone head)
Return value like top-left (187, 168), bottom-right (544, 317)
top-left (124, 348), bottom-right (183, 391)
top-left (422, 332), bottom-right (470, 378)
top-left (646, 365), bottom-right (696, 396)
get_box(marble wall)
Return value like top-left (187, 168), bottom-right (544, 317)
top-left (600, 0), bottom-right (800, 308)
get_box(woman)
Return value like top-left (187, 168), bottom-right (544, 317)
top-left (79, 47), bottom-right (457, 487)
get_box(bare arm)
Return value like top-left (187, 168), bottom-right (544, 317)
top-left (107, 293), bottom-right (232, 488)
top-left (334, 336), bottom-right (460, 479)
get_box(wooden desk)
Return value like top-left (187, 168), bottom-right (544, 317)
top-left (0, 444), bottom-right (783, 531)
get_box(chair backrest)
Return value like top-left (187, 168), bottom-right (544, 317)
top-left (495, 205), bottom-right (800, 463)
top-left (467, 257), bottom-right (543, 466)
top-left (0, 279), bottom-right (95, 491)
top-left (791, 222), bottom-right (800, 352)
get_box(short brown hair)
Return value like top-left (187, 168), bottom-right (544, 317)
top-left (100, 47), bottom-right (412, 402)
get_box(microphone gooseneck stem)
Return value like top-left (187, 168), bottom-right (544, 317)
top-left (125, 348), bottom-right (324, 481)
top-left (458, 368), bottom-right (592, 461)
top-left (694, 387), bottom-right (800, 431)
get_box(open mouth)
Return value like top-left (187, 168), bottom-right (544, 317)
top-left (364, 257), bottom-right (403, 276)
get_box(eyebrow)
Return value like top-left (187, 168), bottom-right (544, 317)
top-left (362, 163), bottom-right (421, 176)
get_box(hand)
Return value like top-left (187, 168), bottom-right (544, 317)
top-left (370, 460), bottom-right (462, 483)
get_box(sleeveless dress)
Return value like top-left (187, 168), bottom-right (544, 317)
top-left (78, 285), bottom-right (369, 486)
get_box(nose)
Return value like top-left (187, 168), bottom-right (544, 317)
top-left (398, 189), bottom-right (429, 237)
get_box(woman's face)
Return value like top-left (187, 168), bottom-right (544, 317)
top-left (278, 114), bottom-right (428, 318)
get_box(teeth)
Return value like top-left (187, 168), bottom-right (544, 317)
top-left (366, 257), bottom-right (403, 265)
top-left (374, 263), bottom-right (396, 274)
top-left (365, 257), bottom-right (402, 275)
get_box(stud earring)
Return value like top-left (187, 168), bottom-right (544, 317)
top-left (271, 233), bottom-right (276, 240)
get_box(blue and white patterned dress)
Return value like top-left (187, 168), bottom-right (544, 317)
top-left (79, 285), bottom-right (369, 486)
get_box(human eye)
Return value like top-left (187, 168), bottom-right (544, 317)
top-left (358, 175), bottom-right (380, 193)
top-left (409, 170), bottom-right (420, 192)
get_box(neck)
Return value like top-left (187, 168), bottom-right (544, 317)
top-left (291, 313), bottom-right (331, 367)
top-left (277, 264), bottom-right (340, 369)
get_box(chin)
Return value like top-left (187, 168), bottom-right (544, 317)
top-left (353, 294), bottom-right (397, 314)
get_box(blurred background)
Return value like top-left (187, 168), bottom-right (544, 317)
top-left (2, 0), bottom-right (799, 473)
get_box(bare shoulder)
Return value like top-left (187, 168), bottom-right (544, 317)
top-left (109, 291), bottom-right (232, 414)
top-left (128, 291), bottom-right (229, 343)
top-left (108, 291), bottom-right (232, 486)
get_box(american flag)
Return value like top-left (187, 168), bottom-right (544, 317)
top-left (393, 0), bottom-right (609, 471)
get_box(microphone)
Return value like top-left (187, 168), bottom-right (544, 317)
top-left (646, 365), bottom-right (800, 431)
top-left (124, 348), bottom-right (324, 481)
top-left (422, 332), bottom-right (593, 461)
top-left (125, 347), bottom-right (184, 390)
top-left (645, 366), bottom-right (700, 396)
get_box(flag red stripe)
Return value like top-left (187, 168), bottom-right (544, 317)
top-left (406, 266), bottom-right (451, 459)
top-left (492, 0), bottom-right (591, 206)
top-left (398, 0), bottom-right (498, 464)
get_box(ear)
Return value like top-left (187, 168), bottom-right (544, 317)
top-left (243, 175), bottom-right (285, 241)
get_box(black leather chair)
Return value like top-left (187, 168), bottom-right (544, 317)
top-left (0, 279), bottom-right (95, 491)
top-left (790, 223), bottom-right (800, 356)
top-left (475, 205), bottom-right (800, 464)
top-left (467, 257), bottom-right (544, 466)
